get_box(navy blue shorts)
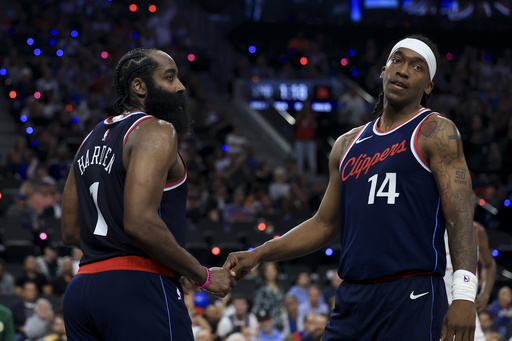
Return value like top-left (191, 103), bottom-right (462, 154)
top-left (63, 270), bottom-right (193, 341)
top-left (323, 275), bottom-right (448, 341)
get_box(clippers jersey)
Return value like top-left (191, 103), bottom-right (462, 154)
top-left (338, 108), bottom-right (446, 282)
top-left (74, 111), bottom-right (188, 266)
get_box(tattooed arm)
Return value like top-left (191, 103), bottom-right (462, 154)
top-left (224, 127), bottom-right (362, 279)
top-left (418, 114), bottom-right (477, 341)
top-left (419, 115), bottom-right (477, 274)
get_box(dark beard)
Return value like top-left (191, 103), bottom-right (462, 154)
top-left (144, 81), bottom-right (193, 137)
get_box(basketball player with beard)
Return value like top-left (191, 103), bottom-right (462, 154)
top-left (61, 48), bottom-right (236, 340)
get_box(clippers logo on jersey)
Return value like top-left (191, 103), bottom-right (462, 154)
top-left (341, 140), bottom-right (407, 181)
top-left (102, 129), bottom-right (110, 142)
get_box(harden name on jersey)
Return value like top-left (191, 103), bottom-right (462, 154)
top-left (77, 145), bottom-right (115, 175)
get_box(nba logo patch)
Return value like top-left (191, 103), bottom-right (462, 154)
top-left (102, 129), bottom-right (110, 142)
top-left (464, 275), bottom-right (470, 282)
top-left (176, 288), bottom-right (182, 300)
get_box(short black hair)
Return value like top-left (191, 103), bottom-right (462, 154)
top-left (371, 34), bottom-right (440, 116)
top-left (113, 47), bottom-right (160, 114)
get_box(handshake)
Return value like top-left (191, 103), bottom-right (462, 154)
top-left (180, 249), bottom-right (258, 297)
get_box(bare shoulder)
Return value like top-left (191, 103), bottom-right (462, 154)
top-left (332, 125), bottom-right (365, 157)
top-left (123, 117), bottom-right (178, 170)
top-left (126, 117), bottom-right (177, 151)
top-left (417, 113), bottom-right (464, 163)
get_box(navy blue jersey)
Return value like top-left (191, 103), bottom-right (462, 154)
top-left (74, 111), bottom-right (188, 266)
top-left (337, 108), bottom-right (446, 282)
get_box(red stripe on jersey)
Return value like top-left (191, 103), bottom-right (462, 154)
top-left (122, 116), bottom-right (154, 149)
top-left (165, 151), bottom-right (187, 188)
top-left (339, 126), bottom-right (367, 169)
top-left (375, 108), bottom-right (430, 134)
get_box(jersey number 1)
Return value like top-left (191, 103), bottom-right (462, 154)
top-left (368, 173), bottom-right (400, 204)
top-left (90, 182), bottom-right (108, 236)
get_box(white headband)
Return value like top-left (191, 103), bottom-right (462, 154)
top-left (387, 38), bottom-right (437, 80)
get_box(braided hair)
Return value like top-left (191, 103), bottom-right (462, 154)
top-left (371, 34), bottom-right (440, 116)
top-left (113, 48), bottom-right (160, 114)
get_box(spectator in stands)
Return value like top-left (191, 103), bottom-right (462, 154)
top-left (217, 293), bottom-right (258, 340)
top-left (286, 271), bottom-right (312, 305)
top-left (243, 183), bottom-right (267, 216)
top-left (0, 304), bottom-right (15, 341)
top-left (243, 145), bottom-right (262, 174)
top-left (51, 256), bottom-right (74, 297)
top-left (207, 179), bottom-right (230, 222)
top-left (251, 309), bottom-right (285, 341)
top-left (251, 262), bottom-right (285, 331)
top-left (299, 313), bottom-right (329, 341)
top-left (254, 161), bottom-right (273, 188)
top-left (204, 304), bottom-right (223, 341)
top-left (47, 145), bottom-right (71, 184)
top-left (485, 332), bottom-right (504, 341)
top-left (225, 126), bottom-right (248, 157)
top-left (10, 281), bottom-right (38, 341)
top-left (6, 136), bottom-right (31, 180)
top-left (337, 84), bottom-right (367, 133)
top-left (297, 286), bottom-right (330, 319)
top-left (226, 332), bottom-right (247, 341)
top-left (15, 256), bottom-right (52, 296)
top-left (487, 286), bottom-right (512, 338)
top-left (223, 188), bottom-right (254, 224)
top-left (42, 314), bottom-right (66, 341)
top-left (184, 291), bottom-right (213, 338)
top-left (36, 246), bottom-right (62, 283)
top-left (268, 167), bottom-right (290, 210)
top-left (280, 295), bottom-right (304, 339)
top-left (287, 175), bottom-right (313, 215)
top-left (479, 309), bottom-right (498, 334)
top-left (293, 101), bottom-right (317, 176)
top-left (23, 298), bottom-right (55, 341)
top-left (29, 180), bottom-right (57, 216)
top-left (0, 258), bottom-right (16, 295)
top-left (6, 193), bottom-right (39, 231)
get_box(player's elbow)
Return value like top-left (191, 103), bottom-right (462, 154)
top-left (61, 223), bottom-right (80, 247)
top-left (61, 209), bottom-right (81, 246)
top-left (123, 213), bottom-right (147, 240)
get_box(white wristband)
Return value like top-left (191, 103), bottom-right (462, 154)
top-left (451, 270), bottom-right (477, 302)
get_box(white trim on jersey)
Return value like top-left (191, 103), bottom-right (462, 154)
top-left (163, 173), bottom-right (187, 191)
top-left (410, 113), bottom-right (437, 173)
top-left (122, 115), bottom-right (155, 148)
top-left (104, 111), bottom-right (146, 125)
top-left (372, 107), bottom-right (431, 136)
top-left (338, 122), bottom-right (371, 173)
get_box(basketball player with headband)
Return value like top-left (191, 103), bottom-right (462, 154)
top-left (224, 35), bottom-right (478, 340)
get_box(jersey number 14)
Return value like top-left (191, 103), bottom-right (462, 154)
top-left (367, 173), bottom-right (400, 204)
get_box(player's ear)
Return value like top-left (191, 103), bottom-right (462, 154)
top-left (424, 80), bottom-right (434, 95)
top-left (380, 66), bottom-right (386, 79)
top-left (131, 77), bottom-right (147, 97)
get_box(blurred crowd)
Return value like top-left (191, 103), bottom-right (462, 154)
top-left (0, 0), bottom-right (511, 340)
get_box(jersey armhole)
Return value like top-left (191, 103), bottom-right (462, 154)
top-left (411, 112), bottom-right (442, 172)
top-left (122, 116), bottom-right (155, 149)
top-left (338, 124), bottom-right (369, 171)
